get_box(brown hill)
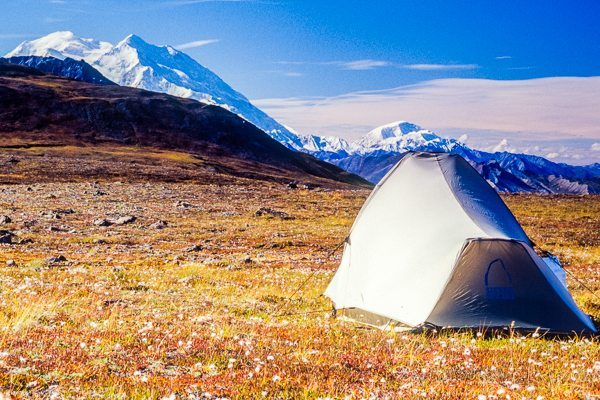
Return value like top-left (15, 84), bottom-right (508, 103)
top-left (0, 62), bottom-right (369, 187)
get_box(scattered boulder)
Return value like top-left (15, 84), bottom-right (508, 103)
top-left (114, 215), bottom-right (136, 225)
top-left (0, 215), bottom-right (11, 224)
top-left (93, 218), bottom-right (112, 227)
top-left (42, 209), bottom-right (75, 220)
top-left (6, 260), bottom-right (16, 267)
top-left (47, 255), bottom-right (67, 264)
top-left (150, 220), bottom-right (168, 229)
top-left (254, 207), bottom-right (294, 220)
top-left (6, 157), bottom-right (19, 164)
top-left (175, 200), bottom-right (193, 209)
top-left (0, 230), bottom-right (16, 244)
top-left (185, 244), bottom-right (203, 252)
top-left (287, 181), bottom-right (298, 189)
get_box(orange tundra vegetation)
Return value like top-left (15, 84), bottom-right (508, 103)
top-left (0, 148), bottom-right (599, 399)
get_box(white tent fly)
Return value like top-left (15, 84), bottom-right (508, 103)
top-left (325, 152), bottom-right (596, 334)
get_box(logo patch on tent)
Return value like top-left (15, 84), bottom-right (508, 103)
top-left (485, 259), bottom-right (515, 301)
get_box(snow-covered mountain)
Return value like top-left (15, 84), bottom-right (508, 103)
top-left (302, 120), bottom-right (600, 194)
top-left (6, 31), bottom-right (304, 150)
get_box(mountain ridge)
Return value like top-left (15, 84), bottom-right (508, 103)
top-left (301, 120), bottom-right (600, 194)
top-left (6, 31), bottom-right (304, 150)
top-left (0, 61), bottom-right (368, 187)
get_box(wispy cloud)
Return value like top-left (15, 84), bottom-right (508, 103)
top-left (254, 76), bottom-right (600, 164)
top-left (401, 63), bottom-right (479, 71)
top-left (339, 59), bottom-right (391, 70)
top-left (175, 39), bottom-right (219, 50)
top-left (275, 59), bottom-right (391, 71)
top-left (495, 55), bottom-right (512, 60)
top-left (266, 70), bottom-right (304, 77)
top-left (275, 60), bottom-right (477, 72)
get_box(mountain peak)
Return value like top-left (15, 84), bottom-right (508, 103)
top-left (5, 31), bottom-right (112, 60)
top-left (121, 34), bottom-right (149, 47)
top-left (367, 121), bottom-right (424, 139)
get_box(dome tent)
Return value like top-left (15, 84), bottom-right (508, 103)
top-left (325, 152), bottom-right (596, 334)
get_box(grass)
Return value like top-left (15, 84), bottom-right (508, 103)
top-left (0, 182), bottom-right (598, 399)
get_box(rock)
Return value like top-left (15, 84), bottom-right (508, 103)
top-left (93, 218), bottom-right (112, 227)
top-left (41, 209), bottom-right (75, 220)
top-left (185, 244), bottom-right (203, 252)
top-left (114, 215), bottom-right (136, 225)
top-left (56, 208), bottom-right (75, 215)
top-left (301, 183), bottom-right (318, 190)
top-left (254, 207), bottom-right (294, 220)
top-left (175, 200), bottom-right (193, 209)
top-left (42, 211), bottom-right (61, 219)
top-left (150, 220), bottom-right (168, 229)
top-left (0, 215), bottom-right (11, 224)
top-left (242, 255), bottom-right (253, 264)
top-left (6, 260), bottom-right (16, 267)
top-left (0, 230), bottom-right (16, 244)
top-left (93, 190), bottom-right (107, 196)
top-left (6, 157), bottom-right (19, 164)
top-left (47, 255), bottom-right (67, 264)
top-left (287, 181), bottom-right (298, 189)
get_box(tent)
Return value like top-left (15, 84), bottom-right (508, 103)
top-left (325, 152), bottom-right (596, 334)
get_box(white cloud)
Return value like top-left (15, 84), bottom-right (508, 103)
top-left (275, 59), bottom-right (391, 71)
top-left (591, 143), bottom-right (600, 151)
top-left (546, 152), bottom-right (560, 159)
top-left (458, 134), bottom-right (469, 144)
top-left (341, 60), bottom-right (390, 70)
top-left (495, 56), bottom-right (512, 60)
top-left (282, 71), bottom-right (303, 77)
top-left (402, 63), bottom-right (478, 71)
top-left (175, 39), bottom-right (219, 50)
top-left (491, 138), bottom-right (512, 153)
top-left (254, 76), bottom-right (600, 164)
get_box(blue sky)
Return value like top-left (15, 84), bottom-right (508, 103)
top-left (1, 0), bottom-right (600, 163)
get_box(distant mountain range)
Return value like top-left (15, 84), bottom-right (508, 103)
top-left (5, 32), bottom-right (600, 193)
top-left (302, 121), bottom-right (600, 194)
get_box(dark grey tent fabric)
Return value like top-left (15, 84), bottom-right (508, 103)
top-left (426, 239), bottom-right (596, 333)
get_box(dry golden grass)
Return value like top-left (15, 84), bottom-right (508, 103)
top-left (0, 181), bottom-right (598, 399)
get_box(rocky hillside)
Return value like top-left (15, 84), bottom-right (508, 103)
top-left (0, 62), bottom-right (368, 187)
